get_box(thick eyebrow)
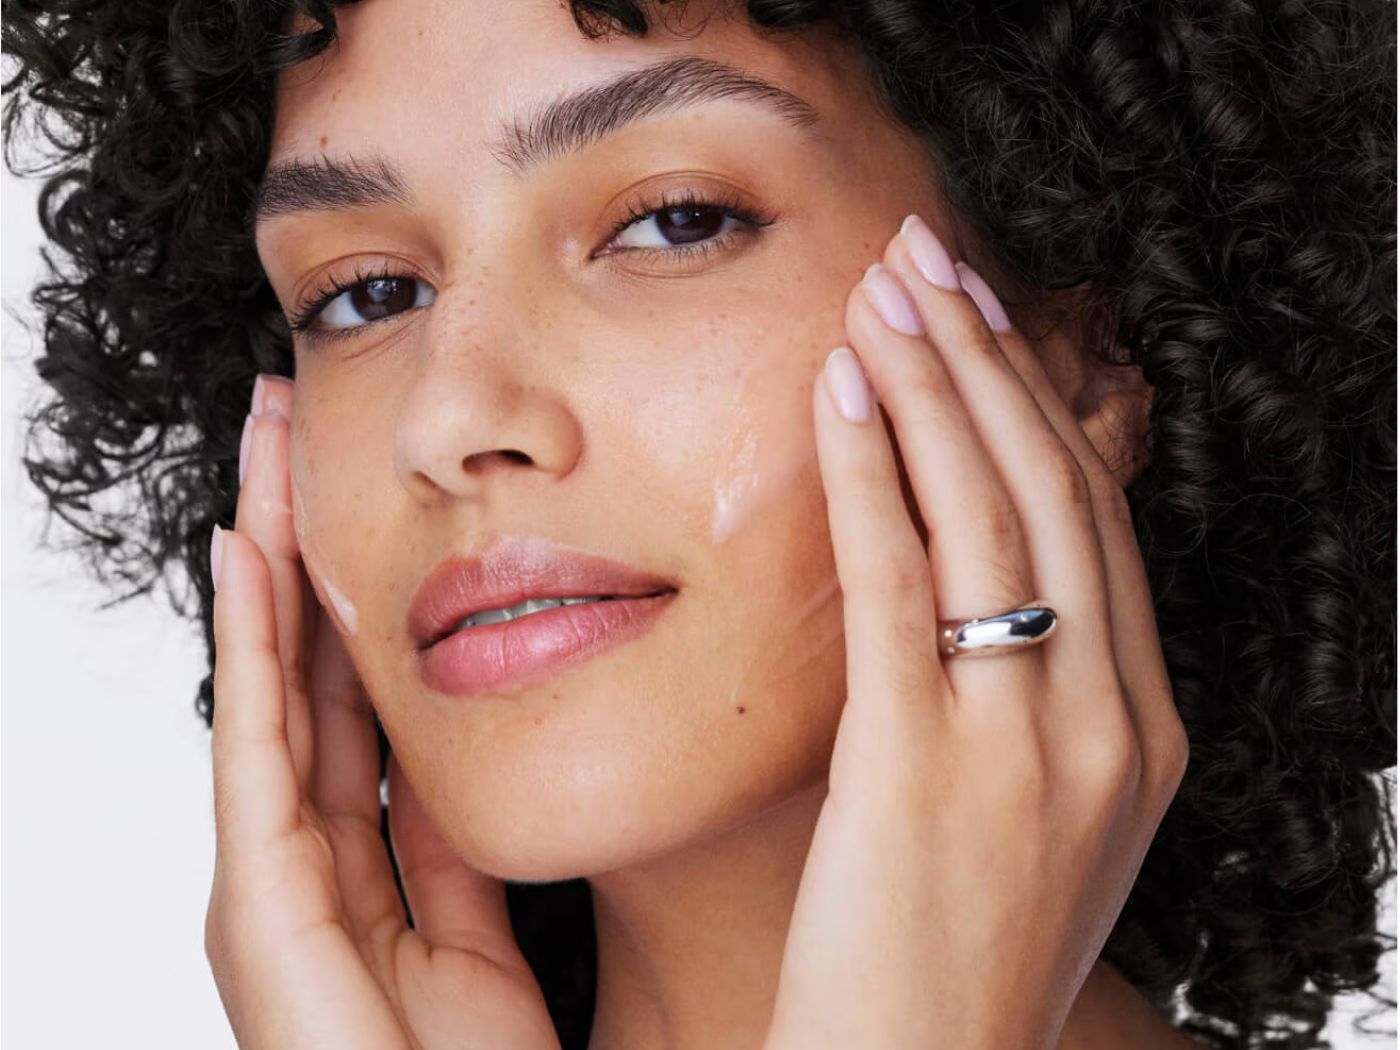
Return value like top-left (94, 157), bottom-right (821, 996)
top-left (255, 54), bottom-right (821, 224)
top-left (489, 53), bottom-right (821, 175)
top-left (255, 154), bottom-right (409, 225)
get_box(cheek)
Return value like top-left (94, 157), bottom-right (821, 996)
top-left (607, 279), bottom-right (849, 549)
top-left (708, 349), bottom-right (819, 545)
top-left (289, 407), bottom-right (368, 638)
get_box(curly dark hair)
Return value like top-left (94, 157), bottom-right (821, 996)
top-left (3, 0), bottom-right (1396, 1046)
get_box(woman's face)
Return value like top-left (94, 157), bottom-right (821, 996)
top-left (257, 0), bottom-right (947, 880)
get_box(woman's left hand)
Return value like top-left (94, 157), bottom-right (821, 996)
top-left (763, 214), bottom-right (1191, 1050)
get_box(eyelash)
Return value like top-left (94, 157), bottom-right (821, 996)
top-left (285, 189), bottom-right (776, 344)
top-left (604, 187), bottom-right (774, 260)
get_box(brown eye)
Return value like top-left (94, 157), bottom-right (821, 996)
top-left (307, 275), bottom-right (437, 335)
top-left (650, 205), bottom-right (728, 245)
top-left (609, 202), bottom-right (749, 253)
top-left (596, 186), bottom-right (774, 265)
top-left (348, 277), bottom-right (418, 321)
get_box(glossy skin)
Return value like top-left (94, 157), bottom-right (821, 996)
top-left (202, 1), bottom-right (1195, 1047)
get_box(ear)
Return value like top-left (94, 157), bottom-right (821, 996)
top-left (1026, 299), bottom-right (1154, 490)
top-left (1075, 369), bottom-right (1154, 489)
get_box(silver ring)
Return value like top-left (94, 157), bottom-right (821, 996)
top-left (936, 602), bottom-right (1058, 659)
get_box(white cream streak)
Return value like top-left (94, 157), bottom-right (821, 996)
top-left (709, 359), bottom-right (817, 544)
top-left (322, 578), bottom-right (360, 637)
top-left (290, 462), bottom-right (360, 637)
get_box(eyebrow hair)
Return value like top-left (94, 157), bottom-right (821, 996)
top-left (254, 154), bottom-right (409, 223)
top-left (488, 53), bottom-right (821, 175)
top-left (255, 54), bottom-right (821, 224)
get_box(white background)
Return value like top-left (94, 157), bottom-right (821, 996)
top-left (2, 145), bottom-right (1395, 1048)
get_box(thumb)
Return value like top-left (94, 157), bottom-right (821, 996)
top-left (386, 751), bottom-right (528, 976)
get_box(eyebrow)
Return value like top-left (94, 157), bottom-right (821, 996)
top-left (255, 54), bottom-right (820, 224)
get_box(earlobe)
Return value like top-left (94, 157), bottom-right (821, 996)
top-left (1077, 379), bottom-right (1154, 489)
top-left (1016, 291), bottom-right (1155, 488)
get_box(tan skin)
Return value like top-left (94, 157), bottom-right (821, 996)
top-left (203, 1), bottom-right (1199, 1046)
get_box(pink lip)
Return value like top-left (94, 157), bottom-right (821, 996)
top-left (418, 591), bottom-right (679, 696)
top-left (408, 535), bottom-right (679, 696)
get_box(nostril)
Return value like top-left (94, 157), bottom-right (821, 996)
top-left (462, 448), bottom-right (532, 471)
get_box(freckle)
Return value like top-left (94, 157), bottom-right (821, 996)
top-left (534, 716), bottom-right (543, 726)
top-left (318, 135), bottom-right (328, 148)
top-left (737, 706), bottom-right (747, 714)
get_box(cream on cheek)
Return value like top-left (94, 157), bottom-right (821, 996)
top-left (704, 342), bottom-right (849, 708)
top-left (290, 453), bottom-right (361, 638)
top-left (708, 346), bottom-right (819, 545)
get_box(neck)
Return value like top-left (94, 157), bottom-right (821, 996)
top-left (580, 782), bottom-right (1179, 1050)
top-left (584, 780), bottom-right (827, 1050)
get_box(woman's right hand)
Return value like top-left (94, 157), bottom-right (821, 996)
top-left (203, 375), bottom-right (561, 1050)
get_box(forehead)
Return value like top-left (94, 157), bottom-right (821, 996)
top-left (268, 0), bottom-right (859, 168)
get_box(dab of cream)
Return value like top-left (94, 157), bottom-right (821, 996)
top-left (709, 411), bottom-right (816, 544)
top-left (323, 578), bottom-right (360, 637)
top-left (289, 458), bottom-right (359, 638)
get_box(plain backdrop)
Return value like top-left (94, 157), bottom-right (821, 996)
top-left (2, 133), bottom-right (1396, 1049)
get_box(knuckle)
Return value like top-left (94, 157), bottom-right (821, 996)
top-left (1153, 715), bottom-right (1192, 794)
top-left (903, 369), bottom-right (960, 428)
top-left (203, 891), bottom-right (226, 963)
top-left (1073, 709), bottom-right (1142, 793)
top-left (1043, 449), bottom-right (1094, 511)
top-left (969, 495), bottom-right (1024, 551)
top-left (882, 551), bottom-right (933, 608)
top-left (1096, 479), bottom-right (1135, 530)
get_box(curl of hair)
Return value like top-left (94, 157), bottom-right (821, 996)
top-left (3, 0), bottom-right (1395, 1046)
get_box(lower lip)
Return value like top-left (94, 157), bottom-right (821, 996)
top-left (418, 592), bottom-right (678, 696)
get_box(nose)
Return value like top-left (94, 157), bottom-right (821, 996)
top-left (394, 323), bottom-right (583, 503)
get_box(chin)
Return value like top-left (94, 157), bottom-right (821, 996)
top-left (425, 724), bottom-right (817, 884)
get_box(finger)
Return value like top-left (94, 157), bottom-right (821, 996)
top-left (308, 606), bottom-right (406, 939)
top-left (968, 299), bottom-right (1185, 789)
top-left (811, 344), bottom-right (947, 738)
top-left (234, 374), bottom-right (316, 795)
top-left (881, 218), bottom-right (1125, 733)
top-left (385, 752), bottom-right (528, 976)
top-left (843, 255), bottom-right (1041, 710)
top-left (210, 526), bottom-right (300, 854)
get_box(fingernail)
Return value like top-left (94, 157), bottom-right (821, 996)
top-left (238, 414), bottom-right (253, 485)
top-left (955, 261), bottom-right (1013, 333)
top-left (861, 263), bottom-right (925, 336)
top-left (900, 214), bottom-right (961, 291)
top-left (824, 346), bottom-right (873, 423)
top-left (210, 525), bottom-right (224, 590)
top-left (251, 375), bottom-right (268, 415)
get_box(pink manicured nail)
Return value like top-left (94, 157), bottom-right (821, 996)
top-left (955, 261), bottom-right (1013, 333)
top-left (862, 263), bottom-right (925, 336)
top-left (824, 346), bottom-right (873, 423)
top-left (256, 374), bottom-right (296, 417)
top-left (900, 214), bottom-right (961, 291)
top-left (238, 414), bottom-right (253, 485)
top-left (251, 375), bottom-right (268, 415)
top-left (210, 525), bottom-right (224, 589)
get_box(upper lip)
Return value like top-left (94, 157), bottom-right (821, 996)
top-left (408, 535), bottom-right (679, 650)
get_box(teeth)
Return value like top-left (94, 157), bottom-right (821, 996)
top-left (455, 595), bottom-right (615, 631)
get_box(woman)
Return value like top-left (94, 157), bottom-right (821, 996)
top-left (3, 0), bottom-right (1394, 1047)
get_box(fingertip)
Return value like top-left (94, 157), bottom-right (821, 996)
top-left (252, 373), bottom-right (296, 417)
top-left (210, 524), bottom-right (224, 589)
